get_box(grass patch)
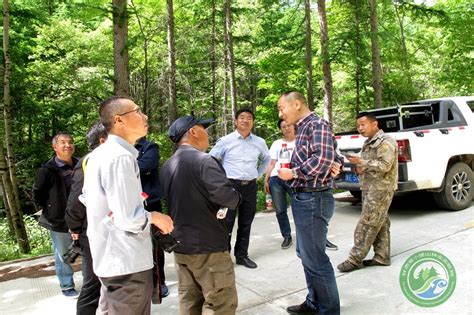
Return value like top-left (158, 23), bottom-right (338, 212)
top-left (0, 215), bottom-right (52, 262)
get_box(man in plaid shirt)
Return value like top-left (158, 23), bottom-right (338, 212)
top-left (277, 91), bottom-right (341, 315)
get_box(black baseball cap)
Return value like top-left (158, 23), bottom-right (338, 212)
top-left (168, 115), bottom-right (215, 143)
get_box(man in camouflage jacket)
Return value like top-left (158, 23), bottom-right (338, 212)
top-left (337, 112), bottom-right (398, 272)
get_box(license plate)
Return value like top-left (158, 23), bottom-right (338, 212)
top-left (343, 172), bottom-right (359, 183)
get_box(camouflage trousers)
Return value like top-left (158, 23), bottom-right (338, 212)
top-left (348, 190), bottom-right (394, 266)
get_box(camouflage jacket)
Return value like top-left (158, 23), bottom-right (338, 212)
top-left (360, 129), bottom-right (398, 191)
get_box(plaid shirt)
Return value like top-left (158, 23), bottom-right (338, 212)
top-left (290, 113), bottom-right (338, 189)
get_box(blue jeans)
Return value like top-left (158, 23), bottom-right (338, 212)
top-left (291, 190), bottom-right (340, 315)
top-left (269, 176), bottom-right (292, 238)
top-left (50, 230), bottom-right (75, 290)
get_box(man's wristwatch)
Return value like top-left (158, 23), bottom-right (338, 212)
top-left (291, 168), bottom-right (298, 179)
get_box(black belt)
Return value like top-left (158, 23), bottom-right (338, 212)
top-left (292, 186), bottom-right (330, 193)
top-left (230, 179), bottom-right (256, 186)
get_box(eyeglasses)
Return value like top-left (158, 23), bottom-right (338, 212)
top-left (118, 107), bottom-right (143, 116)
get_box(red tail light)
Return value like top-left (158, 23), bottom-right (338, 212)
top-left (397, 139), bottom-right (411, 162)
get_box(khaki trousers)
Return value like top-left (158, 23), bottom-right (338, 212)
top-left (174, 251), bottom-right (238, 315)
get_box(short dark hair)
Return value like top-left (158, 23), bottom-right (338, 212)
top-left (99, 96), bottom-right (132, 132)
top-left (52, 132), bottom-right (73, 145)
top-left (86, 122), bottom-right (107, 150)
top-left (277, 118), bottom-right (285, 129)
top-left (235, 108), bottom-right (255, 120)
top-left (356, 111), bottom-right (378, 122)
top-left (280, 91), bottom-right (307, 105)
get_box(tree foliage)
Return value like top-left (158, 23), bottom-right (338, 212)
top-left (0, 0), bottom-right (472, 255)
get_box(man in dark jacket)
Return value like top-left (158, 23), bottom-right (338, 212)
top-left (33, 132), bottom-right (79, 298)
top-left (135, 137), bottom-right (169, 302)
top-left (160, 116), bottom-right (241, 315)
top-left (65, 123), bottom-right (107, 314)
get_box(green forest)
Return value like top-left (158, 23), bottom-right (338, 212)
top-left (0, 0), bottom-right (473, 260)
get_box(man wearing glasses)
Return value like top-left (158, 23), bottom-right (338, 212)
top-left (83, 96), bottom-right (174, 314)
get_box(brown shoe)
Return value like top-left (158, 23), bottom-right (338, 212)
top-left (337, 260), bottom-right (361, 272)
top-left (363, 259), bottom-right (390, 267)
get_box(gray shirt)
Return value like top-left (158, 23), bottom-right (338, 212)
top-left (83, 135), bottom-right (152, 277)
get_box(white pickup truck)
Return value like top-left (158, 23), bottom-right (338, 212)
top-left (335, 96), bottom-right (474, 211)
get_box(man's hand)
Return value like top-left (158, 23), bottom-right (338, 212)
top-left (277, 168), bottom-right (293, 181)
top-left (151, 212), bottom-right (174, 234)
top-left (69, 230), bottom-right (79, 241)
top-left (347, 155), bottom-right (362, 165)
top-left (330, 162), bottom-right (342, 177)
top-left (264, 178), bottom-right (270, 193)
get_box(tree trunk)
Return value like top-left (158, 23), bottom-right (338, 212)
top-left (167, 0), bottom-right (177, 124)
top-left (130, 0), bottom-right (149, 115)
top-left (2, 0), bottom-right (30, 254)
top-left (223, 44), bottom-right (229, 136)
top-left (224, 0), bottom-right (237, 119)
top-left (3, 0), bottom-right (21, 213)
top-left (317, 0), bottom-right (333, 123)
top-left (369, 0), bottom-right (382, 108)
top-left (353, 0), bottom-right (362, 114)
top-left (0, 179), bottom-right (15, 239)
top-left (394, 3), bottom-right (414, 93)
top-left (211, 0), bottom-right (217, 120)
top-left (209, 0), bottom-right (218, 139)
top-left (112, 0), bottom-right (130, 97)
top-left (304, 0), bottom-right (314, 111)
top-left (0, 148), bottom-right (29, 253)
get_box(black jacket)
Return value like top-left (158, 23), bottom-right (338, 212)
top-left (160, 145), bottom-right (241, 254)
top-left (136, 138), bottom-right (162, 203)
top-left (65, 156), bottom-right (87, 234)
top-left (33, 156), bottom-right (79, 232)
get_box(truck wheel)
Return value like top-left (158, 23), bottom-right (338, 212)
top-left (349, 190), bottom-right (362, 200)
top-left (433, 162), bottom-right (473, 211)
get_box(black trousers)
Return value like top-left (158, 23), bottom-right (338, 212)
top-left (76, 234), bottom-right (101, 315)
top-left (145, 200), bottom-right (166, 287)
top-left (226, 180), bottom-right (258, 258)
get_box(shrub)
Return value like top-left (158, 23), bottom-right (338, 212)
top-left (0, 215), bottom-right (52, 262)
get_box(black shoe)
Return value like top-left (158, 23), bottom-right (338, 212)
top-left (281, 236), bottom-right (292, 249)
top-left (236, 256), bottom-right (257, 269)
top-left (160, 283), bottom-right (170, 297)
top-left (363, 259), bottom-right (390, 267)
top-left (325, 240), bottom-right (338, 251)
top-left (287, 302), bottom-right (318, 314)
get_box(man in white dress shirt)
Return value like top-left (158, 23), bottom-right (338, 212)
top-left (83, 96), bottom-right (174, 315)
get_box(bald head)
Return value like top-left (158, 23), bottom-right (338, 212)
top-left (277, 91), bottom-right (311, 125)
top-left (279, 91), bottom-right (308, 107)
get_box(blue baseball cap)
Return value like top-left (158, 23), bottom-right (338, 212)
top-left (168, 116), bottom-right (215, 143)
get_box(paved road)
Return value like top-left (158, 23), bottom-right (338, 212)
top-left (1, 192), bottom-right (472, 314)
